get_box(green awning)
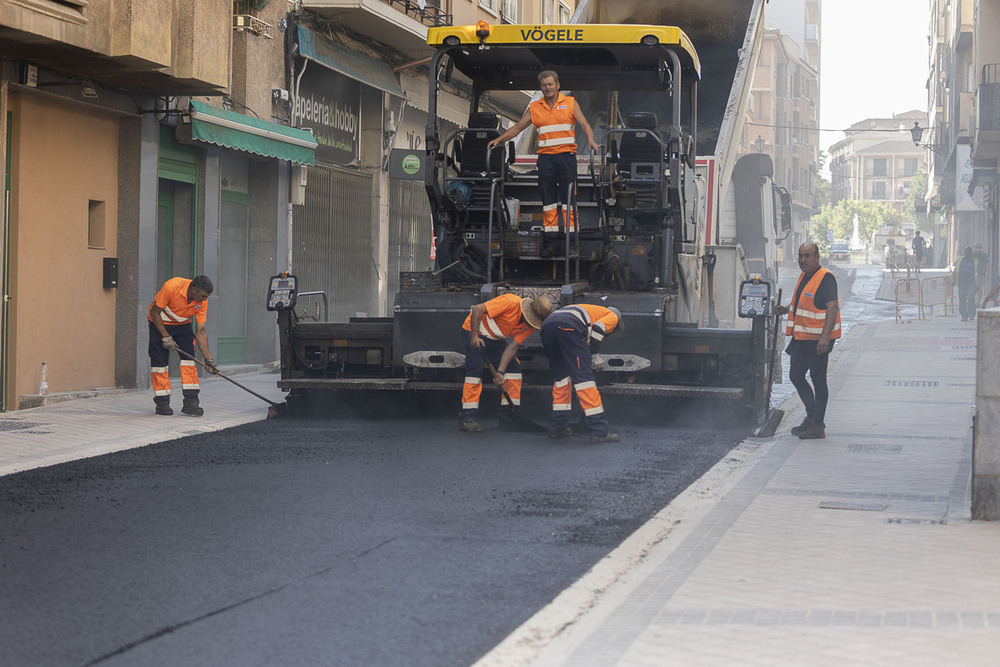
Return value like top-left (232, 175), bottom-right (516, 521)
top-left (297, 25), bottom-right (406, 98)
top-left (189, 100), bottom-right (317, 165)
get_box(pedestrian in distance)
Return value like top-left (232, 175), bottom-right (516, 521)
top-left (539, 304), bottom-right (623, 442)
top-left (953, 246), bottom-right (979, 322)
top-left (973, 242), bottom-right (989, 300)
top-left (148, 275), bottom-right (220, 416)
top-left (911, 230), bottom-right (926, 273)
top-left (459, 294), bottom-right (553, 432)
top-left (774, 243), bottom-right (841, 440)
top-left (487, 69), bottom-right (600, 258)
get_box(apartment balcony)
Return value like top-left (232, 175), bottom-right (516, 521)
top-left (973, 64), bottom-right (1000, 162)
top-left (303, 0), bottom-right (452, 60)
top-left (0, 0), bottom-right (230, 94)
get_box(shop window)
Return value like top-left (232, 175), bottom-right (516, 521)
top-left (88, 200), bottom-right (106, 249)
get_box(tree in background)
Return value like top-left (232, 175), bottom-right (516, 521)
top-left (809, 199), bottom-right (903, 249)
top-left (904, 169), bottom-right (930, 234)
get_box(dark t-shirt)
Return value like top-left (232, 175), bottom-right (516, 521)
top-left (912, 235), bottom-right (926, 256)
top-left (787, 269), bottom-right (838, 354)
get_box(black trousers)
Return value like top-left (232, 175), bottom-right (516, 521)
top-left (788, 341), bottom-right (830, 427)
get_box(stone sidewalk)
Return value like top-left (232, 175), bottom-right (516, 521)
top-left (476, 314), bottom-right (999, 666)
top-left (0, 369), bottom-right (285, 477)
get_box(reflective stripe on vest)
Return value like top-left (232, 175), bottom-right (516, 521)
top-left (530, 94), bottom-right (577, 155)
top-left (785, 267), bottom-right (841, 340)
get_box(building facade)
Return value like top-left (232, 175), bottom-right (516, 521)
top-left (828, 111), bottom-right (928, 214)
top-left (925, 0), bottom-right (996, 281)
top-left (0, 0), bottom-right (576, 411)
top-left (748, 3), bottom-right (822, 264)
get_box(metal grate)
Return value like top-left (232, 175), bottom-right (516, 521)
top-left (848, 444), bottom-right (903, 454)
top-left (819, 501), bottom-right (888, 512)
top-left (0, 420), bottom-right (45, 432)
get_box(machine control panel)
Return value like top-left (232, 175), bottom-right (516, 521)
top-left (267, 273), bottom-right (298, 311)
top-left (737, 278), bottom-right (771, 318)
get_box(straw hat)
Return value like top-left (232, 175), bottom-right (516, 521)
top-left (521, 296), bottom-right (553, 328)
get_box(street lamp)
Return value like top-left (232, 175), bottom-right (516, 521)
top-left (754, 135), bottom-right (766, 153)
top-left (910, 122), bottom-right (946, 153)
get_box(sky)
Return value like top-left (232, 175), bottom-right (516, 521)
top-left (818, 0), bottom-right (931, 157)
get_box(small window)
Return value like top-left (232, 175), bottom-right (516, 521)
top-left (872, 158), bottom-right (887, 177)
top-left (88, 200), bottom-right (106, 249)
top-left (872, 182), bottom-right (887, 199)
top-left (542, 0), bottom-right (555, 23)
top-left (903, 158), bottom-right (918, 176)
top-left (17, 0), bottom-right (87, 24)
top-left (558, 2), bottom-right (570, 23)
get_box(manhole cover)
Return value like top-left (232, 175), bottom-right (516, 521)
top-left (0, 420), bottom-right (46, 432)
top-left (848, 444), bottom-right (902, 454)
top-left (819, 501), bottom-right (888, 512)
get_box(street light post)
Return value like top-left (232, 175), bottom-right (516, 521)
top-left (754, 135), bottom-right (766, 153)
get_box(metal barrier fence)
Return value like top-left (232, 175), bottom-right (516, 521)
top-left (895, 275), bottom-right (954, 322)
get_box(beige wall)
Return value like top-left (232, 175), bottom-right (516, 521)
top-left (8, 93), bottom-right (119, 405)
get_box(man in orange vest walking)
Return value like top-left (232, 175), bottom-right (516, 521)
top-left (488, 69), bottom-right (600, 257)
top-left (148, 275), bottom-right (220, 416)
top-left (460, 293), bottom-right (553, 432)
top-left (774, 243), bottom-right (841, 440)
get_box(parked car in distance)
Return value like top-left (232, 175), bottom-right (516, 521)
top-left (829, 242), bottom-right (851, 262)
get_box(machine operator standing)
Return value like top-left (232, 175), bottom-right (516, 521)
top-left (487, 69), bottom-right (600, 257)
top-left (774, 243), bottom-right (841, 440)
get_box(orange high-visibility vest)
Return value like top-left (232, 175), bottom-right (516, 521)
top-left (786, 267), bottom-right (840, 340)
top-left (462, 293), bottom-right (535, 344)
top-left (149, 277), bottom-right (208, 325)
top-left (530, 93), bottom-right (577, 155)
top-left (560, 304), bottom-right (619, 341)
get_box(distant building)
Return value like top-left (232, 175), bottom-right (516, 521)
top-left (828, 111), bottom-right (928, 215)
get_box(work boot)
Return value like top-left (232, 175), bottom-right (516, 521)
top-left (590, 431), bottom-right (621, 443)
top-left (181, 399), bottom-right (204, 417)
top-left (154, 404), bottom-right (173, 416)
top-left (797, 422), bottom-right (826, 440)
top-left (549, 426), bottom-right (573, 439)
top-left (540, 244), bottom-right (563, 258)
top-left (790, 418), bottom-right (814, 436)
top-left (459, 421), bottom-right (484, 432)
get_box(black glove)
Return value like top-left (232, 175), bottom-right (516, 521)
top-left (161, 336), bottom-right (179, 352)
top-left (205, 360), bottom-right (220, 375)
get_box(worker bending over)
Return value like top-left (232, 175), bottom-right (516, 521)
top-left (539, 304), bottom-right (622, 442)
top-left (148, 275), bottom-right (220, 416)
top-left (459, 293), bottom-right (553, 432)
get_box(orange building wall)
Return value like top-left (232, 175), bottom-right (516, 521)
top-left (8, 93), bottom-right (119, 406)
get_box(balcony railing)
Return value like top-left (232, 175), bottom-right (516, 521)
top-left (383, 0), bottom-right (452, 27)
top-left (979, 64), bottom-right (1000, 133)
